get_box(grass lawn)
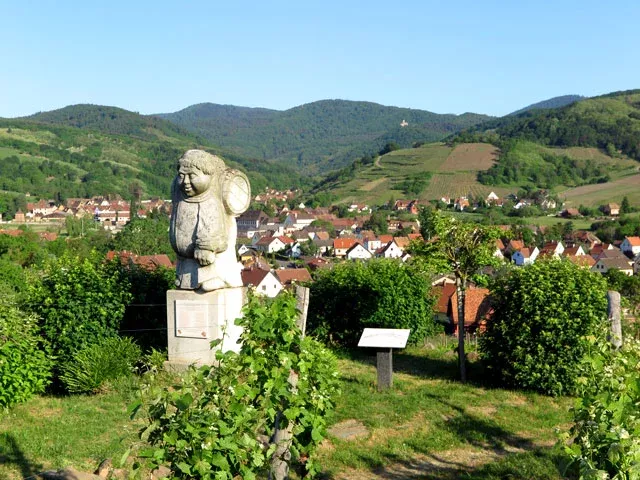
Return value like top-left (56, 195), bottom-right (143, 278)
top-left (0, 347), bottom-right (573, 480)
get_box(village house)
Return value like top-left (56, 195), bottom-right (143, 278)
top-left (376, 239), bottom-right (404, 259)
top-left (274, 268), bottom-right (312, 288)
top-left (241, 267), bottom-right (282, 297)
top-left (433, 283), bottom-right (456, 326)
top-left (237, 210), bottom-right (269, 234)
top-left (591, 257), bottom-right (634, 276)
top-left (539, 241), bottom-right (564, 258)
top-left (512, 247), bottom-right (540, 266)
top-left (448, 287), bottom-right (493, 335)
top-left (562, 245), bottom-right (586, 257)
top-left (621, 236), bottom-right (640, 257)
top-left (603, 203), bottom-right (620, 216)
top-left (565, 255), bottom-right (596, 269)
top-left (345, 242), bottom-right (372, 260)
top-left (333, 237), bottom-right (359, 258)
top-left (255, 236), bottom-right (289, 254)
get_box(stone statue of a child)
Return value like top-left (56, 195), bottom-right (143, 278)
top-left (169, 150), bottom-right (250, 291)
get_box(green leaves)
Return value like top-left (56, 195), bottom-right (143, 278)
top-left (563, 339), bottom-right (640, 478)
top-left (136, 292), bottom-right (340, 478)
top-left (480, 258), bottom-right (608, 396)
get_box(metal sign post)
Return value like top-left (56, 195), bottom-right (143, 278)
top-left (358, 328), bottom-right (410, 391)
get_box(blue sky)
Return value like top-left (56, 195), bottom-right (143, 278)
top-left (2, 1), bottom-right (638, 118)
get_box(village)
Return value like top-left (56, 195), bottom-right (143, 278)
top-left (2, 187), bottom-right (639, 339)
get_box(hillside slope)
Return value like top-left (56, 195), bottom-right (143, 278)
top-left (0, 106), bottom-right (308, 217)
top-left (508, 94), bottom-right (584, 116)
top-left (158, 100), bottom-right (492, 173)
top-left (460, 89), bottom-right (640, 160)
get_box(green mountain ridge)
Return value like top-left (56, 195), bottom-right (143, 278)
top-left (157, 99), bottom-right (493, 173)
top-left (0, 106), bottom-right (309, 218)
top-left (507, 94), bottom-right (584, 116)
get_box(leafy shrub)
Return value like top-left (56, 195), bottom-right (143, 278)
top-left (134, 292), bottom-right (340, 479)
top-left (0, 300), bottom-right (52, 408)
top-left (561, 336), bottom-right (640, 478)
top-left (27, 251), bottom-right (132, 375)
top-left (60, 336), bottom-right (141, 394)
top-left (308, 259), bottom-right (438, 346)
top-left (479, 259), bottom-right (608, 396)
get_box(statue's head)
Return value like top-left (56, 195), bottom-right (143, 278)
top-left (177, 150), bottom-right (225, 198)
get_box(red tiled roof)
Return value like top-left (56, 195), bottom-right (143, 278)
top-left (450, 287), bottom-right (493, 327)
top-left (333, 238), bottom-right (358, 250)
top-left (241, 267), bottom-right (272, 287)
top-left (565, 255), bottom-right (595, 267)
top-left (626, 236), bottom-right (640, 247)
top-left (275, 268), bottom-right (312, 286)
top-left (133, 255), bottom-right (173, 270)
top-left (434, 283), bottom-right (456, 314)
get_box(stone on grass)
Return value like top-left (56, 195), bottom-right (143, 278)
top-left (328, 419), bottom-right (369, 440)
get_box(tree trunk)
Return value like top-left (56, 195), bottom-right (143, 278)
top-left (456, 276), bottom-right (467, 383)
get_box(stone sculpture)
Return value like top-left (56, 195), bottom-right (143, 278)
top-left (169, 150), bottom-right (251, 291)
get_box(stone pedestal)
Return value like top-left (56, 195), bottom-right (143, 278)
top-left (376, 348), bottom-right (393, 391)
top-left (165, 287), bottom-right (246, 370)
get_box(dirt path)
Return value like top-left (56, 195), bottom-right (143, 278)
top-left (374, 156), bottom-right (383, 168)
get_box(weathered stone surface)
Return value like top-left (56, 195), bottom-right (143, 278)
top-left (39, 467), bottom-right (101, 480)
top-left (94, 458), bottom-right (111, 478)
top-left (328, 419), bottom-right (369, 440)
top-left (150, 465), bottom-right (172, 480)
top-left (376, 348), bottom-right (393, 390)
top-left (169, 150), bottom-right (250, 292)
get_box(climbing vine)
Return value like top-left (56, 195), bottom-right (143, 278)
top-left (131, 292), bottom-right (340, 478)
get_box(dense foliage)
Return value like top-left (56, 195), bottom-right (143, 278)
top-left (134, 292), bottom-right (340, 478)
top-left (60, 336), bottom-right (141, 393)
top-left (27, 252), bottom-right (133, 380)
top-left (0, 296), bottom-right (52, 408)
top-left (478, 140), bottom-right (610, 188)
top-left (160, 100), bottom-right (490, 173)
top-left (480, 259), bottom-right (609, 396)
top-left (561, 336), bottom-right (640, 478)
top-left (0, 110), bottom-right (306, 217)
top-left (458, 89), bottom-right (640, 161)
top-left (307, 259), bottom-right (438, 346)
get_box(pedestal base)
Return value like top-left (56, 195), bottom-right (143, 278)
top-left (165, 287), bottom-right (246, 370)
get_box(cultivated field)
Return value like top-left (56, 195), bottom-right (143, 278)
top-left (438, 143), bottom-right (499, 171)
top-left (559, 172), bottom-right (640, 207)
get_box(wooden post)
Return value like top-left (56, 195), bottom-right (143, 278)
top-left (607, 290), bottom-right (623, 349)
top-left (270, 286), bottom-right (310, 480)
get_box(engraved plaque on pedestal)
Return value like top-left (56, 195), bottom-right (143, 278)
top-left (175, 300), bottom-right (209, 338)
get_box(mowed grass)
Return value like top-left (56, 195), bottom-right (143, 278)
top-left (0, 347), bottom-right (573, 480)
top-left (0, 378), bottom-right (143, 480)
top-left (313, 346), bottom-right (572, 479)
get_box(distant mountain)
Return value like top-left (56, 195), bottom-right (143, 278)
top-left (508, 95), bottom-right (585, 116)
top-left (24, 104), bottom-right (197, 142)
top-left (158, 100), bottom-right (492, 173)
top-left (0, 105), bottom-right (308, 212)
top-left (457, 89), bottom-right (640, 160)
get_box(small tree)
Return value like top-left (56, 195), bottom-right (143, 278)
top-left (412, 208), bottom-right (502, 382)
top-left (621, 196), bottom-right (632, 214)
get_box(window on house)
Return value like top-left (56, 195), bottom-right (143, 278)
top-left (262, 285), bottom-right (266, 291)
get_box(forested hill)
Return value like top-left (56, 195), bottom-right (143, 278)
top-left (507, 94), bottom-right (584, 116)
top-left (157, 100), bottom-right (492, 173)
top-left (23, 104), bottom-right (198, 142)
top-left (456, 89), bottom-right (640, 160)
top-left (0, 107), bottom-right (308, 217)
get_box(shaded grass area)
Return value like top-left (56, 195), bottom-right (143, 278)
top-left (313, 346), bottom-right (572, 479)
top-left (0, 378), bottom-right (142, 479)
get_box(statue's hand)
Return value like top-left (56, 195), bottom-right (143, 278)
top-left (194, 248), bottom-right (216, 266)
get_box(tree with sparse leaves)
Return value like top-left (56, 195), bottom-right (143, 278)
top-left (412, 208), bottom-right (503, 382)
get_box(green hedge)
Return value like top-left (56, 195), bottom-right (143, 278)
top-left (308, 259), bottom-right (439, 346)
top-left (480, 259), bottom-right (608, 396)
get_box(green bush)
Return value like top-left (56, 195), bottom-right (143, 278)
top-left (0, 300), bottom-right (52, 408)
top-left (135, 292), bottom-right (340, 478)
top-left (561, 337), bottom-right (640, 478)
top-left (479, 259), bottom-right (608, 396)
top-left (60, 336), bottom-right (141, 394)
top-left (308, 259), bottom-right (438, 346)
top-left (27, 251), bottom-right (132, 375)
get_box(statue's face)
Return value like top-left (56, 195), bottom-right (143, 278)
top-left (178, 165), bottom-right (212, 197)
